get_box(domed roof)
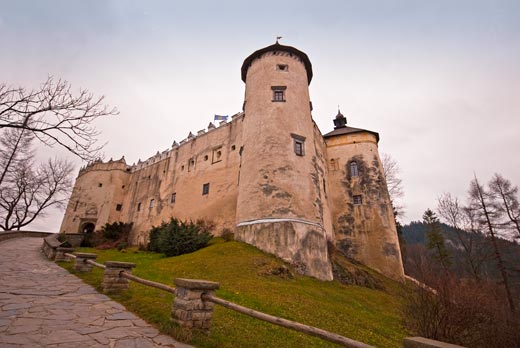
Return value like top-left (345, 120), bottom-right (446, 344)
top-left (241, 42), bottom-right (313, 84)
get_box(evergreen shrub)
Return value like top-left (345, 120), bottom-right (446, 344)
top-left (147, 218), bottom-right (212, 256)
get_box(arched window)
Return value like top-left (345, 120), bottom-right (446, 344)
top-left (350, 161), bottom-right (359, 177)
top-left (149, 199), bottom-right (155, 208)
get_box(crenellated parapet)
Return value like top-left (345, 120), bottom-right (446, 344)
top-left (131, 112), bottom-right (244, 173)
top-left (78, 157), bottom-right (131, 178)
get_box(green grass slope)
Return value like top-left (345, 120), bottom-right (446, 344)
top-left (60, 239), bottom-right (409, 348)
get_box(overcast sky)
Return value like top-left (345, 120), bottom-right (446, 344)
top-left (1, 0), bottom-right (519, 231)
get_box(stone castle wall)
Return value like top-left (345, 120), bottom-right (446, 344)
top-left (325, 132), bottom-right (404, 280)
top-left (60, 43), bottom-right (405, 282)
top-left (60, 115), bottom-right (244, 246)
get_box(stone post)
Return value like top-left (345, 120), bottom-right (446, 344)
top-left (73, 253), bottom-right (98, 272)
top-left (102, 261), bottom-right (136, 293)
top-left (172, 278), bottom-right (220, 331)
top-left (55, 247), bottom-right (74, 262)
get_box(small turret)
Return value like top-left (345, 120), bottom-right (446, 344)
top-left (333, 109), bottom-right (347, 129)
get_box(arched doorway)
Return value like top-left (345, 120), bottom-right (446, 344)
top-left (80, 222), bottom-right (95, 234)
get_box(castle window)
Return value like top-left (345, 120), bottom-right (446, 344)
top-left (291, 133), bottom-right (306, 156)
top-left (73, 201), bottom-right (79, 212)
top-left (353, 195), bottom-right (363, 205)
top-left (149, 199), bottom-right (155, 208)
top-left (98, 183), bottom-right (103, 187)
top-left (202, 183), bottom-right (210, 195)
top-left (171, 193), bottom-right (176, 204)
top-left (212, 147), bottom-right (223, 164)
top-left (116, 204), bottom-right (122, 211)
top-left (188, 158), bottom-right (195, 172)
top-left (204, 155), bottom-right (209, 161)
top-left (350, 162), bottom-right (359, 177)
top-left (271, 86), bottom-right (286, 102)
top-left (231, 145), bottom-right (236, 151)
top-left (137, 202), bottom-right (141, 211)
top-left (276, 64), bottom-right (288, 71)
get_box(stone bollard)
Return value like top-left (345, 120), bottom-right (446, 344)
top-left (74, 253), bottom-right (98, 272)
top-left (172, 278), bottom-right (220, 331)
top-left (102, 261), bottom-right (136, 293)
top-left (55, 247), bottom-right (75, 262)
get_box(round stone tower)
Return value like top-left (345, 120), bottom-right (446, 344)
top-left (235, 42), bottom-right (333, 280)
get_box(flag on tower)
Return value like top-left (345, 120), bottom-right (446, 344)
top-left (214, 115), bottom-right (229, 121)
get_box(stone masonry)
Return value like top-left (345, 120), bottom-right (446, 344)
top-left (172, 278), bottom-right (220, 331)
top-left (54, 247), bottom-right (74, 262)
top-left (73, 252), bottom-right (98, 272)
top-left (103, 261), bottom-right (136, 293)
top-left (0, 237), bottom-right (193, 348)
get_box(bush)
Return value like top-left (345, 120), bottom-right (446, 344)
top-left (403, 246), bottom-right (520, 348)
top-left (147, 218), bottom-right (213, 257)
top-left (221, 228), bottom-right (234, 242)
top-left (84, 222), bottom-right (133, 249)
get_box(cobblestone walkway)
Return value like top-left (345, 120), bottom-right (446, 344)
top-left (0, 238), bottom-right (194, 348)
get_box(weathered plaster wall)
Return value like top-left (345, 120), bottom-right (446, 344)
top-left (235, 50), bottom-right (333, 280)
top-left (60, 160), bottom-right (131, 234)
top-left (122, 116), bottom-right (244, 246)
top-left (61, 116), bottom-right (244, 246)
top-left (325, 133), bottom-right (404, 280)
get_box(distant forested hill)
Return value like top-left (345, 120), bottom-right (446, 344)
top-left (402, 221), bottom-right (520, 285)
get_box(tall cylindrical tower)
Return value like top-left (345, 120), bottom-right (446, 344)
top-left (235, 43), bottom-right (332, 280)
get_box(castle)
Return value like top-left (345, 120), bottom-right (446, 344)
top-left (60, 42), bottom-right (404, 281)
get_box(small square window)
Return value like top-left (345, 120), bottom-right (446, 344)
top-left (294, 140), bottom-right (304, 156)
top-left (212, 147), bottom-right (223, 164)
top-left (137, 202), bottom-right (141, 211)
top-left (277, 64), bottom-right (288, 71)
top-left (273, 90), bottom-right (285, 102)
top-left (291, 133), bottom-right (306, 156)
top-left (353, 195), bottom-right (363, 205)
top-left (271, 86), bottom-right (286, 102)
top-left (171, 193), bottom-right (176, 203)
top-left (98, 183), bottom-right (103, 187)
top-left (116, 204), bottom-right (122, 211)
top-left (202, 183), bottom-right (210, 195)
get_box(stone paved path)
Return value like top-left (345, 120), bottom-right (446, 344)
top-left (0, 238), bottom-right (195, 348)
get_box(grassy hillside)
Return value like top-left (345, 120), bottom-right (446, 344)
top-left (60, 239), bottom-right (409, 348)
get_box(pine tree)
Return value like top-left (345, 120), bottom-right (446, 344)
top-left (423, 208), bottom-right (451, 271)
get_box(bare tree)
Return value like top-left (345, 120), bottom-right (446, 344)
top-left (489, 173), bottom-right (520, 240)
top-left (0, 127), bottom-right (34, 187)
top-left (468, 175), bottom-right (515, 312)
top-left (381, 152), bottom-right (405, 218)
top-left (437, 193), bottom-right (492, 280)
top-left (0, 155), bottom-right (73, 231)
top-left (0, 77), bottom-right (117, 161)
